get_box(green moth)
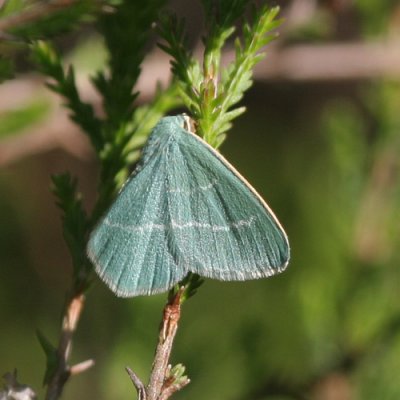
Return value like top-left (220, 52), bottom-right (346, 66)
top-left (87, 115), bottom-right (290, 297)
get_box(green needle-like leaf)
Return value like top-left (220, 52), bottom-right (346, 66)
top-left (36, 330), bottom-right (58, 385)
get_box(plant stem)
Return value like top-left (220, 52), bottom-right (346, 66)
top-left (127, 289), bottom-right (189, 400)
top-left (45, 292), bottom-right (93, 400)
top-left (146, 291), bottom-right (182, 400)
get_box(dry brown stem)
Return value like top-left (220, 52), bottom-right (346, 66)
top-left (126, 289), bottom-right (189, 400)
top-left (45, 293), bottom-right (94, 400)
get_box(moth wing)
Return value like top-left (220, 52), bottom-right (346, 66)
top-left (87, 156), bottom-right (187, 297)
top-left (166, 128), bottom-right (290, 281)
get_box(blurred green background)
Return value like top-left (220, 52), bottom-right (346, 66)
top-left (1, 1), bottom-right (400, 399)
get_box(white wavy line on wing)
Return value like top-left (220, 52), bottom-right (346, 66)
top-left (104, 216), bottom-right (256, 233)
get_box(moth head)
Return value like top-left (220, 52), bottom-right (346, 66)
top-left (182, 114), bottom-right (197, 134)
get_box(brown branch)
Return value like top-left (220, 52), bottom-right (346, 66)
top-left (126, 289), bottom-right (189, 400)
top-left (146, 291), bottom-right (182, 400)
top-left (45, 293), bottom-right (94, 400)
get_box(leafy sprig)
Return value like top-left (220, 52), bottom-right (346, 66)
top-left (0, 0), bottom-right (99, 39)
top-left (93, 0), bottom-right (167, 132)
top-left (159, 3), bottom-right (282, 147)
top-left (51, 173), bottom-right (90, 287)
top-left (32, 41), bottom-right (103, 151)
top-left (0, 0), bottom-right (102, 83)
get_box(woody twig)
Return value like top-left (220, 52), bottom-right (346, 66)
top-left (126, 289), bottom-right (190, 400)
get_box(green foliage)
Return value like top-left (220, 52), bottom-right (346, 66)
top-left (0, 0), bottom-right (104, 82)
top-left (1, 0), bottom-right (99, 39)
top-left (315, 85), bottom-right (400, 399)
top-left (0, 0), bottom-right (24, 17)
top-left (322, 100), bottom-right (367, 207)
top-left (355, 0), bottom-right (398, 35)
top-left (51, 173), bottom-right (91, 288)
top-left (31, 41), bottom-right (103, 151)
top-left (89, 0), bottom-right (180, 222)
top-left (167, 363), bottom-right (188, 386)
top-left (158, 3), bottom-right (282, 147)
top-left (94, 0), bottom-right (166, 130)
